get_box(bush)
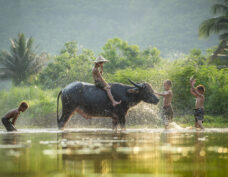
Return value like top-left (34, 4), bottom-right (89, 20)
top-left (168, 61), bottom-right (228, 115)
top-left (0, 86), bottom-right (59, 127)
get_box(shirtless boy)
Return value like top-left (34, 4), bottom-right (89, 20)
top-left (92, 56), bottom-right (121, 107)
top-left (190, 78), bottom-right (205, 130)
top-left (1, 102), bottom-right (28, 131)
top-left (155, 80), bottom-right (173, 129)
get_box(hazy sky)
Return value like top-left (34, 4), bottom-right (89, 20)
top-left (0, 0), bottom-right (218, 56)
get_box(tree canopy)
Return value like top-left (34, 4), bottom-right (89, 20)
top-left (0, 33), bottom-right (46, 85)
top-left (199, 0), bottom-right (228, 66)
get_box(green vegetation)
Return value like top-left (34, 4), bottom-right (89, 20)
top-left (0, 86), bottom-right (58, 127)
top-left (199, 0), bottom-right (228, 65)
top-left (101, 38), bottom-right (161, 73)
top-left (0, 33), bottom-right (46, 85)
top-left (38, 41), bottom-right (95, 89)
top-left (1, 38), bottom-right (227, 128)
top-left (174, 115), bottom-right (228, 128)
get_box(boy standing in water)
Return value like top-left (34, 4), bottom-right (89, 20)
top-left (155, 80), bottom-right (173, 129)
top-left (190, 78), bottom-right (205, 130)
top-left (92, 56), bottom-right (121, 107)
top-left (1, 102), bottom-right (28, 131)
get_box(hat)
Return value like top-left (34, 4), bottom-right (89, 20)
top-left (94, 56), bottom-right (109, 63)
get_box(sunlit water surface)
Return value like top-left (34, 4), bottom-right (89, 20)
top-left (0, 128), bottom-right (228, 177)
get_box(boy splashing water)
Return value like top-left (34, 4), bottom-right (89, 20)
top-left (155, 80), bottom-right (173, 129)
top-left (1, 102), bottom-right (28, 131)
top-left (190, 78), bottom-right (205, 130)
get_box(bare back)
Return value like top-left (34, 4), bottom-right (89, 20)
top-left (3, 109), bottom-right (20, 125)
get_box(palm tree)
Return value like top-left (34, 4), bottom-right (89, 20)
top-left (0, 33), bottom-right (45, 85)
top-left (199, 0), bottom-right (228, 65)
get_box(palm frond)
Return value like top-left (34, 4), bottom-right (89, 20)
top-left (0, 33), bottom-right (45, 85)
top-left (199, 16), bottom-right (228, 38)
top-left (212, 4), bottom-right (228, 15)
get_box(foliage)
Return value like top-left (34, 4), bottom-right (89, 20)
top-left (107, 67), bottom-right (167, 91)
top-left (101, 38), bottom-right (161, 73)
top-left (0, 33), bottom-right (46, 85)
top-left (168, 57), bottom-right (228, 115)
top-left (38, 41), bottom-right (95, 89)
top-left (39, 39), bottom-right (161, 89)
top-left (0, 86), bottom-right (58, 122)
top-left (199, 0), bottom-right (228, 64)
top-left (0, 36), bottom-right (227, 129)
top-left (108, 49), bottom-right (228, 116)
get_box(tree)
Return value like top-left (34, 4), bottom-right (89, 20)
top-left (199, 0), bottom-right (228, 65)
top-left (0, 33), bottom-right (45, 85)
top-left (101, 38), bottom-right (161, 73)
top-left (38, 41), bottom-right (95, 89)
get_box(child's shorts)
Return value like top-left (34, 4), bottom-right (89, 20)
top-left (162, 105), bottom-right (173, 126)
top-left (95, 80), bottom-right (109, 89)
top-left (194, 108), bottom-right (204, 123)
top-left (1, 117), bottom-right (17, 131)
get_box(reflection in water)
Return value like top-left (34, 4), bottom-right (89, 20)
top-left (2, 133), bottom-right (19, 145)
top-left (0, 133), bottom-right (26, 157)
top-left (59, 132), bottom-right (129, 176)
top-left (194, 132), bottom-right (207, 177)
top-left (0, 129), bottom-right (228, 177)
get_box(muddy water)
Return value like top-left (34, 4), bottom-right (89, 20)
top-left (0, 128), bottom-right (228, 177)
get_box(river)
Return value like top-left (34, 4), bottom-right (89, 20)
top-left (0, 128), bottom-right (228, 177)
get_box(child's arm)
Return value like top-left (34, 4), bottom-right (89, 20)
top-left (190, 87), bottom-right (197, 97)
top-left (155, 91), bottom-right (171, 97)
top-left (100, 65), bottom-right (103, 75)
top-left (4, 109), bottom-right (18, 125)
top-left (11, 117), bottom-right (17, 125)
top-left (11, 111), bottom-right (19, 125)
top-left (190, 80), bottom-right (204, 98)
top-left (190, 79), bottom-right (197, 96)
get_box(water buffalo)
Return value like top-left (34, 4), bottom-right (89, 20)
top-left (57, 79), bottom-right (159, 130)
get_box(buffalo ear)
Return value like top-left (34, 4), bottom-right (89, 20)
top-left (127, 88), bottom-right (139, 94)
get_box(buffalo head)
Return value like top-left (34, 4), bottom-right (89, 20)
top-left (128, 79), bottom-right (159, 104)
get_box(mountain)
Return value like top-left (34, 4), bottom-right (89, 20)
top-left (0, 0), bottom-right (218, 56)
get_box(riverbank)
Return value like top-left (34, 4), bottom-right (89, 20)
top-left (174, 115), bottom-right (228, 128)
top-left (0, 114), bottom-right (226, 130)
top-left (0, 86), bottom-right (227, 129)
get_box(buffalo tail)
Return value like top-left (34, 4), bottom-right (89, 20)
top-left (57, 90), bottom-right (62, 124)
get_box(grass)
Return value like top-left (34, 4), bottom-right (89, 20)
top-left (174, 115), bottom-right (228, 128)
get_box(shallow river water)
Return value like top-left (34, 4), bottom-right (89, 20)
top-left (0, 128), bottom-right (228, 177)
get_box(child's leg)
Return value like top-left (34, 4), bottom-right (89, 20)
top-left (104, 87), bottom-right (121, 107)
top-left (195, 122), bottom-right (198, 128)
top-left (162, 108), bottom-right (169, 129)
top-left (1, 117), bottom-right (17, 131)
top-left (197, 120), bottom-right (204, 129)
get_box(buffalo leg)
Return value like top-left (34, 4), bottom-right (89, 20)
top-left (58, 107), bottom-right (75, 129)
top-left (111, 116), bottom-right (118, 132)
top-left (119, 116), bottom-right (126, 130)
top-left (76, 108), bottom-right (91, 120)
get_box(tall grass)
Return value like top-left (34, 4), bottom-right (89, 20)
top-left (0, 86), bottom-right (60, 127)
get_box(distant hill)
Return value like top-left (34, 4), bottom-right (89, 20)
top-left (0, 0), bottom-right (218, 56)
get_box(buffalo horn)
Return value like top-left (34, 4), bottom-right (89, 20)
top-left (128, 79), bottom-right (142, 88)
